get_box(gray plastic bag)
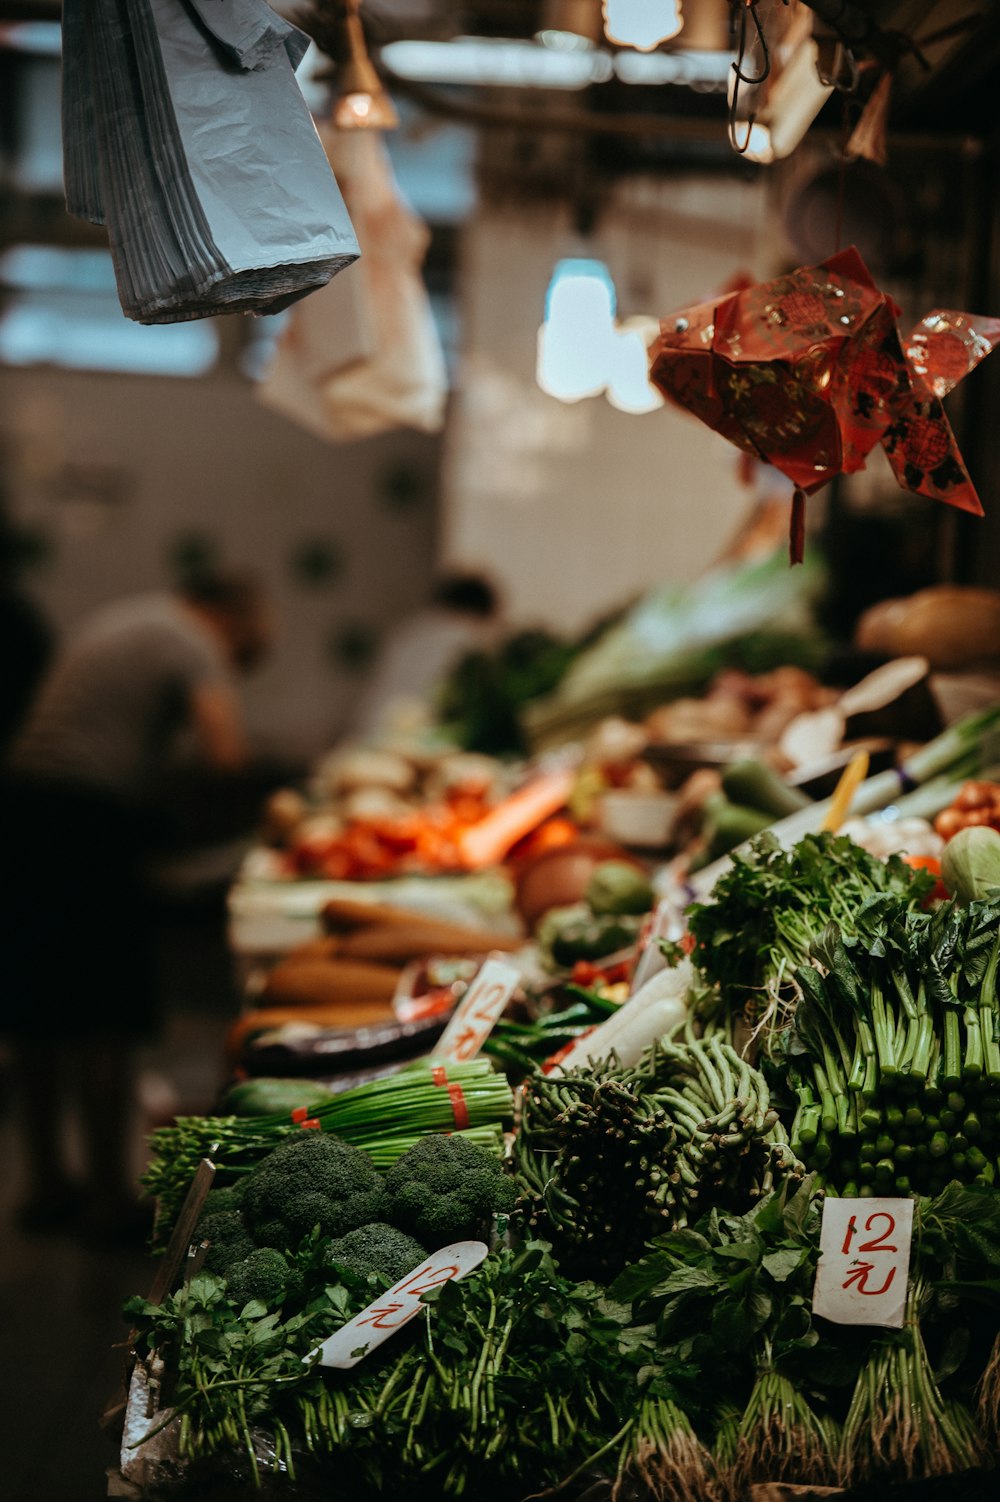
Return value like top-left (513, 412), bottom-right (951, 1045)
top-left (61, 0), bottom-right (360, 323)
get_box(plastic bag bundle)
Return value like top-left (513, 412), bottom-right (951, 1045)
top-left (258, 129), bottom-right (447, 440)
top-left (62, 0), bottom-right (360, 323)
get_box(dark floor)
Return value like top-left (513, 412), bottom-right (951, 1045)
top-left (0, 904), bottom-right (238, 1502)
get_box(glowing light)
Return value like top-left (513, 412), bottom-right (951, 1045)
top-left (606, 317), bottom-right (664, 413)
top-left (536, 263), bottom-right (661, 415)
top-left (602, 0), bottom-right (683, 52)
top-left (537, 259), bottom-right (618, 402)
top-left (332, 0), bottom-right (399, 130)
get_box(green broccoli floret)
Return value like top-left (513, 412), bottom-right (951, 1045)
top-left (226, 1247), bottom-right (291, 1309)
top-left (384, 1136), bottom-right (517, 1247)
top-left (200, 1184), bottom-right (244, 1216)
top-left (326, 1223), bottom-right (428, 1286)
top-left (196, 1210), bottom-right (256, 1274)
top-left (241, 1132), bottom-right (385, 1252)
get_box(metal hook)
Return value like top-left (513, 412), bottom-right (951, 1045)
top-left (732, 1), bottom-right (771, 87)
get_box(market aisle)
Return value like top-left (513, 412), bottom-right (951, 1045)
top-left (0, 905), bottom-right (235, 1502)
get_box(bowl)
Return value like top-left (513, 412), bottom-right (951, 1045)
top-left (599, 790), bottom-right (678, 849)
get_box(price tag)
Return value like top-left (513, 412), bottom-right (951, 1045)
top-left (310, 1240), bottom-right (489, 1369)
top-left (812, 1197), bottom-right (913, 1329)
top-left (433, 958), bottom-right (520, 1062)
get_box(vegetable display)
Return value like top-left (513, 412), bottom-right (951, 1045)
top-left (143, 1060), bottom-right (513, 1234)
top-left (120, 827), bottom-right (1000, 1501)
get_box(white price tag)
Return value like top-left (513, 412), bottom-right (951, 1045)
top-left (433, 958), bottom-right (521, 1062)
top-left (812, 1197), bottom-right (913, 1329)
top-left (311, 1240), bottom-right (489, 1369)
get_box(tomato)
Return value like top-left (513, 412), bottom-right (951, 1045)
top-left (954, 780), bottom-right (1000, 811)
top-left (571, 960), bottom-right (602, 985)
top-left (902, 854), bottom-right (948, 904)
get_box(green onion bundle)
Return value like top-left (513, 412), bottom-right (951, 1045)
top-left (144, 1061), bottom-right (513, 1233)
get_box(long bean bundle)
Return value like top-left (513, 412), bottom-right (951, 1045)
top-left (515, 1030), bottom-right (803, 1276)
top-left (144, 1061), bottom-right (513, 1233)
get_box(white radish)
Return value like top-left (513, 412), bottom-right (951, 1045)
top-left (552, 959), bottom-right (693, 1073)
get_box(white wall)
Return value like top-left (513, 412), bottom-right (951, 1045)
top-left (2, 362), bottom-right (442, 759)
top-left (442, 172), bottom-right (770, 633)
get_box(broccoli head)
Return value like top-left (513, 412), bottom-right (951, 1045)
top-left (326, 1223), bottom-right (428, 1287)
top-left (226, 1247), bottom-right (292, 1309)
top-left (241, 1132), bottom-right (385, 1252)
top-left (384, 1135), bottom-right (517, 1247)
top-left (200, 1183), bottom-right (244, 1216)
top-left (196, 1209), bottom-right (256, 1274)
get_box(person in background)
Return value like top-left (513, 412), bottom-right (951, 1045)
top-left (0, 572), bottom-right (271, 1241)
top-left (349, 571), bottom-right (501, 742)
top-left (0, 498), bottom-right (52, 758)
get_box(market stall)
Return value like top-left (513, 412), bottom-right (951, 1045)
top-left (5, 2), bottom-right (1000, 1501)
top-left (115, 808), bottom-right (1000, 1500)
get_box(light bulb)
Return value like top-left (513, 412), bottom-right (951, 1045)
top-left (537, 259), bottom-right (618, 402)
top-left (332, 89), bottom-right (399, 131)
top-left (605, 319), bottom-right (664, 414)
top-left (602, 0), bottom-right (683, 51)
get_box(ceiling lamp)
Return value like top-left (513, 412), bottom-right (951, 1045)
top-left (602, 0), bottom-right (684, 52)
top-left (537, 261), bottom-right (663, 414)
top-left (537, 258), bottom-right (618, 402)
top-left (331, 0), bottom-right (399, 130)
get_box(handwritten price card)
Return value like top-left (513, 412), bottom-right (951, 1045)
top-left (312, 1240), bottom-right (489, 1369)
top-left (813, 1197), bottom-right (913, 1329)
top-left (434, 958), bottom-right (520, 1062)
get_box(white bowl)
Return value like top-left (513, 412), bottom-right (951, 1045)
top-left (599, 791), bottom-right (678, 848)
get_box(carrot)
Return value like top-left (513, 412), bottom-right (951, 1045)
top-left (457, 768), bottom-right (577, 870)
top-left (321, 898), bottom-right (446, 933)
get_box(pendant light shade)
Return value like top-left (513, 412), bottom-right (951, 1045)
top-left (332, 0), bottom-right (398, 130)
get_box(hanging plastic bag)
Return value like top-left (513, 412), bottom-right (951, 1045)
top-left (258, 128), bottom-right (447, 439)
top-left (62, 0), bottom-right (360, 323)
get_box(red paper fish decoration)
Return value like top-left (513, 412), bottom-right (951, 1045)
top-left (649, 246), bottom-right (1000, 563)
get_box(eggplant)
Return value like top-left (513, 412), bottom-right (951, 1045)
top-left (237, 1009), bottom-right (450, 1078)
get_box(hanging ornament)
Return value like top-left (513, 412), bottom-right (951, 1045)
top-left (649, 246), bottom-right (1000, 563)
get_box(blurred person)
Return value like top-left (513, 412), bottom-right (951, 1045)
top-left (0, 527), bottom-right (51, 758)
top-left (349, 571), bottom-right (501, 741)
top-left (0, 475), bottom-right (53, 756)
top-left (0, 571), bottom-right (271, 1240)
